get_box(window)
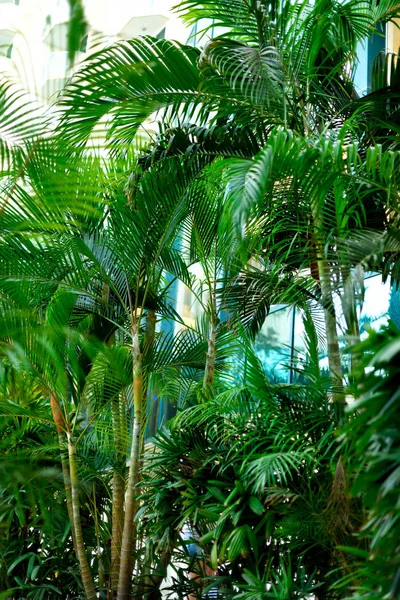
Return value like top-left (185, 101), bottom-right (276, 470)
top-left (186, 23), bottom-right (197, 47)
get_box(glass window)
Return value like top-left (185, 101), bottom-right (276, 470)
top-left (186, 23), bottom-right (197, 47)
top-left (254, 305), bottom-right (293, 383)
top-left (255, 274), bottom-right (394, 384)
top-left (360, 274), bottom-right (392, 333)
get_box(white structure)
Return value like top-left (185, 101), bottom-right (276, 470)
top-left (0, 0), bottom-right (189, 101)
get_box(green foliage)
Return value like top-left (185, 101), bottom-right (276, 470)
top-left (0, 0), bottom-right (400, 597)
top-left (141, 332), bottom-right (352, 598)
top-left (338, 322), bottom-right (400, 598)
top-left (0, 376), bottom-right (82, 597)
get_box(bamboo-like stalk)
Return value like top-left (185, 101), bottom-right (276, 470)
top-left (203, 320), bottom-right (216, 391)
top-left (117, 326), bottom-right (142, 600)
top-left (203, 280), bottom-right (217, 394)
top-left (110, 398), bottom-right (125, 594)
top-left (50, 396), bottom-right (77, 553)
top-left (58, 433), bottom-right (77, 541)
top-left (340, 273), bottom-right (362, 373)
top-left (311, 202), bottom-right (345, 405)
top-left (103, 331), bottom-right (126, 596)
top-left (318, 258), bottom-right (345, 404)
top-left (67, 432), bottom-right (97, 600)
top-left (345, 301), bottom-right (362, 374)
top-left (111, 470), bottom-right (125, 592)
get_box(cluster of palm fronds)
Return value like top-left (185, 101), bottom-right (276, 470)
top-left (0, 0), bottom-right (400, 598)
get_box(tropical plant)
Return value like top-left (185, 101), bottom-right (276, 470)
top-left (336, 321), bottom-right (400, 599)
top-left (1, 0), bottom-right (400, 598)
top-left (57, 0), bottom-right (400, 392)
top-left (0, 81), bottom-right (243, 599)
top-left (141, 317), bottom-right (354, 599)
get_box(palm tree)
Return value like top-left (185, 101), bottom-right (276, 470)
top-left (1, 0), bottom-right (400, 597)
top-left (339, 320), bottom-right (400, 599)
top-left (142, 315), bottom-right (355, 598)
top-left (56, 0), bottom-right (400, 398)
top-left (0, 72), bottom-right (244, 597)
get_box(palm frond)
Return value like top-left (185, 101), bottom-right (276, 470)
top-left (59, 38), bottom-right (202, 151)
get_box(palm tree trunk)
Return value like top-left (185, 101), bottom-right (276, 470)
top-left (310, 205), bottom-right (345, 405)
top-left (318, 258), bottom-right (346, 405)
top-left (339, 269), bottom-right (362, 373)
top-left (67, 432), bottom-right (97, 600)
top-left (58, 433), bottom-right (77, 541)
top-left (203, 320), bottom-right (216, 391)
top-left (50, 396), bottom-right (77, 554)
top-left (50, 395), bottom-right (76, 528)
top-left (345, 297), bottom-right (362, 374)
top-left (104, 332), bottom-right (125, 596)
top-left (110, 398), bottom-right (125, 595)
top-left (117, 326), bottom-right (142, 600)
top-left (111, 470), bottom-right (125, 593)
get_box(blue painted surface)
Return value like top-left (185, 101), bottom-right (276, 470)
top-left (353, 40), bottom-right (369, 96)
top-left (353, 26), bottom-right (385, 95)
top-left (389, 287), bottom-right (400, 330)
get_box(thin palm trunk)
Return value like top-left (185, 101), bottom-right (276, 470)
top-left (67, 432), bottom-right (97, 600)
top-left (110, 397), bottom-right (125, 595)
top-left (141, 309), bottom-right (176, 600)
top-left (50, 396), bottom-right (77, 554)
top-left (318, 258), bottom-right (346, 404)
top-left (58, 433), bottom-right (77, 542)
top-left (311, 206), bottom-right (345, 405)
top-left (345, 299), bottom-right (362, 374)
top-left (203, 282), bottom-right (217, 393)
top-left (111, 470), bottom-right (125, 593)
top-left (203, 320), bottom-right (216, 391)
top-left (340, 271), bottom-right (362, 373)
top-left (117, 325), bottom-right (142, 600)
top-left (105, 331), bottom-right (125, 596)
top-left (145, 309), bottom-right (156, 349)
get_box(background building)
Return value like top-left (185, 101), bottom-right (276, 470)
top-left (2, 1), bottom-right (399, 100)
top-left (0, 0), bottom-right (189, 100)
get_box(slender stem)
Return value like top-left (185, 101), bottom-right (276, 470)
top-left (310, 205), bottom-right (345, 405)
top-left (203, 251), bottom-right (218, 395)
top-left (318, 258), bottom-right (346, 405)
top-left (111, 397), bottom-right (125, 595)
top-left (91, 486), bottom-right (104, 594)
top-left (67, 432), bottom-right (97, 600)
top-left (203, 320), bottom-right (216, 392)
top-left (339, 266), bottom-right (362, 374)
top-left (117, 326), bottom-right (143, 600)
top-left (58, 433), bottom-right (77, 543)
top-left (50, 395), bottom-right (77, 555)
top-left (107, 326), bottom-right (125, 597)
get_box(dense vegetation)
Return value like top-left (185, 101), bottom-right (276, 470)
top-left (0, 0), bottom-right (400, 598)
